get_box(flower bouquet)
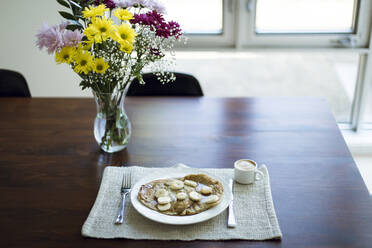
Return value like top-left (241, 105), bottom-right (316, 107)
top-left (36, 0), bottom-right (184, 153)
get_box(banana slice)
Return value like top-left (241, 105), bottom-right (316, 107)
top-left (184, 180), bottom-right (197, 187)
top-left (157, 202), bottom-right (171, 211)
top-left (201, 185), bottom-right (212, 195)
top-left (176, 192), bottom-right (187, 200)
top-left (204, 195), bottom-right (219, 204)
top-left (157, 196), bottom-right (171, 204)
top-left (155, 189), bottom-right (169, 198)
top-left (184, 185), bottom-right (194, 193)
top-left (194, 203), bottom-right (201, 211)
top-left (189, 191), bottom-right (201, 201)
top-left (170, 180), bottom-right (184, 190)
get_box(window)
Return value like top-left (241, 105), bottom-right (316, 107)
top-left (255, 0), bottom-right (357, 34)
top-left (163, 0), bottom-right (234, 48)
top-left (162, 0), bottom-right (223, 34)
top-left (239, 0), bottom-right (371, 48)
top-left (169, 0), bottom-right (372, 130)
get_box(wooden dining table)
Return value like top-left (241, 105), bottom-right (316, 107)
top-left (0, 97), bottom-right (372, 248)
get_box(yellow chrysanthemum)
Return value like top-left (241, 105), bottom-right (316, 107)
top-left (119, 41), bottom-right (133, 54)
top-left (111, 24), bottom-right (136, 45)
top-left (113, 8), bottom-right (134, 21)
top-left (55, 46), bottom-right (76, 64)
top-left (93, 58), bottom-right (109, 74)
top-left (85, 17), bottom-right (114, 43)
top-left (76, 42), bottom-right (92, 52)
top-left (73, 50), bottom-right (93, 74)
top-left (82, 41), bottom-right (93, 50)
top-left (82, 4), bottom-right (108, 19)
top-left (84, 25), bottom-right (99, 43)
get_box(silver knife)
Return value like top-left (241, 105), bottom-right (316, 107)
top-left (228, 179), bottom-right (237, 228)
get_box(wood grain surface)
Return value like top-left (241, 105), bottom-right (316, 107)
top-left (0, 97), bottom-right (371, 248)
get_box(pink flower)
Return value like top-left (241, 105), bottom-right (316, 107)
top-left (63, 30), bottom-right (83, 47)
top-left (36, 21), bottom-right (84, 54)
top-left (59, 20), bottom-right (69, 30)
top-left (36, 22), bottom-right (64, 54)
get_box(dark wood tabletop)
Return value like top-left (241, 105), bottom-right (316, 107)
top-left (0, 97), bottom-right (371, 248)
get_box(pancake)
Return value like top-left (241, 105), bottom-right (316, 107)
top-left (137, 174), bottom-right (224, 216)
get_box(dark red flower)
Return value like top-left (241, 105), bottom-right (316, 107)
top-left (131, 13), bottom-right (151, 26)
top-left (131, 10), bottom-right (182, 39)
top-left (168, 21), bottom-right (182, 39)
top-left (95, 0), bottom-right (116, 9)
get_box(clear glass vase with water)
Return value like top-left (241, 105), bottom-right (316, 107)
top-left (92, 85), bottom-right (131, 153)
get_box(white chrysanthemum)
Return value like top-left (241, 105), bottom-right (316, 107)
top-left (146, 0), bottom-right (166, 14)
top-left (114, 0), bottom-right (166, 13)
top-left (114, 0), bottom-right (131, 8)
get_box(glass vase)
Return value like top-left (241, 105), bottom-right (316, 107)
top-left (92, 86), bottom-right (131, 153)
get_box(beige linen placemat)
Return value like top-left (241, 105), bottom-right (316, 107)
top-left (81, 164), bottom-right (282, 240)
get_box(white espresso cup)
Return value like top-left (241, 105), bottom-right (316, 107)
top-left (234, 159), bottom-right (264, 184)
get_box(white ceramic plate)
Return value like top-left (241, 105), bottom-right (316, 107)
top-left (130, 171), bottom-right (232, 225)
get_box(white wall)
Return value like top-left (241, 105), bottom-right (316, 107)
top-left (0, 0), bottom-right (90, 97)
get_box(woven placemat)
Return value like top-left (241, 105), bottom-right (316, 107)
top-left (82, 164), bottom-right (282, 240)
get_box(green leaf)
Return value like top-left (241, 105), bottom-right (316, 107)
top-left (66, 24), bottom-right (82, 31)
top-left (68, 20), bottom-right (83, 27)
top-left (69, 1), bottom-right (82, 16)
top-left (59, 11), bottom-right (76, 20)
top-left (136, 74), bottom-right (145, 85)
top-left (69, 0), bottom-right (82, 9)
top-left (56, 0), bottom-right (70, 8)
top-left (79, 80), bottom-right (90, 90)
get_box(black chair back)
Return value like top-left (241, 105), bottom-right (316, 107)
top-left (0, 69), bottom-right (31, 97)
top-left (127, 72), bottom-right (203, 96)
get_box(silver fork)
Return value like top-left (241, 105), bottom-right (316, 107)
top-left (115, 173), bottom-right (131, 224)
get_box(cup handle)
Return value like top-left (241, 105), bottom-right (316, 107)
top-left (255, 170), bottom-right (264, 181)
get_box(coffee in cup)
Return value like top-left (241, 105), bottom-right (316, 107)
top-left (234, 159), bottom-right (264, 184)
